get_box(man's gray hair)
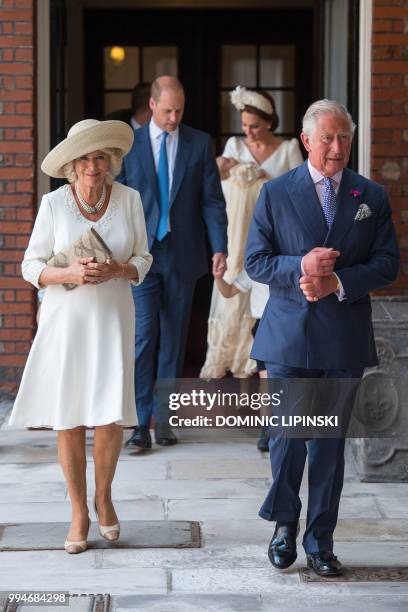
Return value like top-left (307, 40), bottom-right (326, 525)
top-left (302, 99), bottom-right (356, 137)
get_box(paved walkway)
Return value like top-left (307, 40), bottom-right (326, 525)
top-left (0, 407), bottom-right (407, 611)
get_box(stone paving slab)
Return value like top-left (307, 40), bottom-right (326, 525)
top-left (167, 498), bottom-right (262, 521)
top-left (0, 549), bottom-right (101, 571)
top-left (1, 594), bottom-right (111, 612)
top-left (0, 460), bottom-right (168, 484)
top-left (114, 593), bottom-right (263, 611)
top-left (202, 518), bottom-right (408, 546)
top-left (0, 445), bottom-right (59, 464)
top-left (98, 542), bottom-right (408, 570)
top-left (168, 494), bottom-right (382, 522)
top-left (0, 568), bottom-right (167, 595)
top-left (171, 567), bottom-right (408, 595)
top-left (341, 481), bottom-right (408, 498)
top-left (0, 482), bottom-right (66, 503)
top-left (112, 593), bottom-right (408, 612)
top-left (0, 521), bottom-right (200, 551)
top-left (0, 594), bottom-right (112, 612)
top-left (0, 499), bottom-right (165, 523)
top-left (171, 567), bottom-right (299, 593)
top-left (260, 593), bottom-right (408, 612)
top-left (111, 478), bottom-right (269, 500)
top-left (334, 519), bottom-right (408, 541)
top-left (123, 441), bottom-right (265, 460)
top-left (100, 545), bottom-right (270, 570)
top-left (375, 496), bottom-right (408, 519)
top-left (168, 458), bottom-right (271, 479)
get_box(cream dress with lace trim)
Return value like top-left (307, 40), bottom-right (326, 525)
top-left (9, 182), bottom-right (152, 430)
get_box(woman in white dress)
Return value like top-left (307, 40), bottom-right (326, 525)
top-left (9, 119), bottom-right (152, 553)
top-left (201, 86), bottom-right (303, 380)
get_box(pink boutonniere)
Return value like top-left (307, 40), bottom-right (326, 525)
top-left (351, 189), bottom-right (361, 199)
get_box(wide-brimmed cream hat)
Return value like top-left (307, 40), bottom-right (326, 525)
top-left (41, 119), bottom-right (134, 178)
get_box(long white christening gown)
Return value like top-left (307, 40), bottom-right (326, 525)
top-left (200, 137), bottom-right (303, 378)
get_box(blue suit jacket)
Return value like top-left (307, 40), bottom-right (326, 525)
top-left (245, 161), bottom-right (400, 369)
top-left (117, 123), bottom-right (227, 282)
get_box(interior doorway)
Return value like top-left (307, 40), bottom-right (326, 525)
top-left (81, 5), bottom-right (317, 375)
top-left (50, 3), bottom-right (319, 375)
top-left (83, 7), bottom-right (316, 152)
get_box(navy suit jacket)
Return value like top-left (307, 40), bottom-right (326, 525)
top-left (245, 161), bottom-right (400, 369)
top-left (117, 123), bottom-right (227, 282)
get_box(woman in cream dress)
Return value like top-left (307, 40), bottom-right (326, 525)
top-left (201, 87), bottom-right (303, 379)
top-left (9, 119), bottom-right (152, 553)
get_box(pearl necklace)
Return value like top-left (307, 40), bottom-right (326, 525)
top-left (75, 183), bottom-right (106, 214)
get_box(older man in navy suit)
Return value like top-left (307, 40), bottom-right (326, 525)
top-left (245, 99), bottom-right (399, 576)
top-left (118, 76), bottom-right (227, 448)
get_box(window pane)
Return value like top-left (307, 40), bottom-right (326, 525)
top-left (260, 45), bottom-right (295, 88)
top-left (104, 47), bottom-right (139, 89)
top-left (269, 90), bottom-right (295, 134)
top-left (221, 91), bottom-right (242, 134)
top-left (104, 92), bottom-right (132, 116)
top-left (142, 47), bottom-right (177, 82)
top-left (221, 45), bottom-right (256, 88)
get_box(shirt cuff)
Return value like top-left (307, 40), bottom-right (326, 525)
top-left (333, 273), bottom-right (346, 301)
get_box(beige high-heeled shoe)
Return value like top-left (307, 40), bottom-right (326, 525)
top-left (93, 498), bottom-right (120, 542)
top-left (64, 516), bottom-right (90, 554)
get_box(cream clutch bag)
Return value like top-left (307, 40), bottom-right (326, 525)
top-left (47, 228), bottom-right (113, 291)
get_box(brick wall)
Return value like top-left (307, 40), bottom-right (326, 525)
top-left (372, 0), bottom-right (408, 295)
top-left (0, 0), bottom-right (35, 397)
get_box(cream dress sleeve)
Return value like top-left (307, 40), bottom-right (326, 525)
top-left (222, 136), bottom-right (241, 160)
top-left (21, 195), bottom-right (55, 289)
top-left (126, 188), bottom-right (153, 286)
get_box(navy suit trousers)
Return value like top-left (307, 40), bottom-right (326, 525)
top-left (131, 235), bottom-right (195, 427)
top-left (260, 363), bottom-right (363, 554)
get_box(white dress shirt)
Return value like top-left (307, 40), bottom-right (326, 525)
top-left (301, 160), bottom-right (345, 300)
top-left (149, 118), bottom-right (179, 192)
top-left (307, 159), bottom-right (342, 205)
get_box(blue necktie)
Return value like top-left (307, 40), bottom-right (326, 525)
top-left (156, 132), bottom-right (169, 241)
top-left (322, 177), bottom-right (337, 228)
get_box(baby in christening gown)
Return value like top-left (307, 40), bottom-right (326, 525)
top-left (200, 161), bottom-right (268, 380)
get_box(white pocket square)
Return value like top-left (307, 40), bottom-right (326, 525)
top-left (354, 203), bottom-right (372, 221)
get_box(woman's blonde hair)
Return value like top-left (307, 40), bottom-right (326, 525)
top-left (61, 147), bottom-right (124, 184)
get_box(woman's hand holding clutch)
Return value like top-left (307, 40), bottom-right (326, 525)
top-left (83, 259), bottom-right (126, 284)
top-left (63, 257), bottom-right (96, 286)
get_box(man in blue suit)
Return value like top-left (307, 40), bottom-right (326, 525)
top-left (245, 99), bottom-right (399, 576)
top-left (118, 76), bottom-right (227, 448)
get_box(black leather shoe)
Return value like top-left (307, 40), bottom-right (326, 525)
top-left (257, 427), bottom-right (269, 452)
top-left (306, 551), bottom-right (343, 577)
top-left (268, 522), bottom-right (299, 569)
top-left (155, 423), bottom-right (178, 446)
top-left (125, 426), bottom-right (152, 449)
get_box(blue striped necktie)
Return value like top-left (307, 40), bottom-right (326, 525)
top-left (322, 177), bottom-right (337, 228)
top-left (156, 131), bottom-right (169, 241)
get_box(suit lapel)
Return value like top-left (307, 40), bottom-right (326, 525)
top-left (324, 168), bottom-right (365, 248)
top-left (286, 162), bottom-right (328, 245)
top-left (138, 126), bottom-right (158, 200)
top-left (170, 125), bottom-right (189, 206)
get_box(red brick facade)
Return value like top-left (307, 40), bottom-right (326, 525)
top-left (372, 0), bottom-right (408, 294)
top-left (0, 0), bottom-right (407, 395)
top-left (0, 0), bottom-right (35, 397)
